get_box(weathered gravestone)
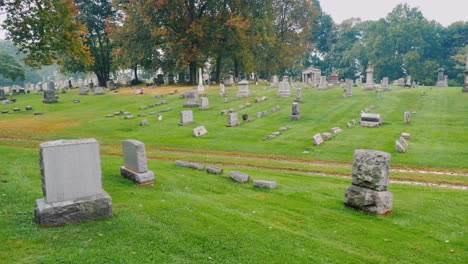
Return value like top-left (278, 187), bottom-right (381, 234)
top-left (197, 68), bottom-right (206, 96)
top-left (79, 85), bottom-right (88, 95)
top-left (318, 76), bottom-right (327, 90)
top-left (94, 87), bottom-right (105, 95)
top-left (364, 67), bottom-right (375, 90)
top-left (436, 68), bottom-right (447, 87)
top-left (253, 180), bottom-right (277, 189)
top-left (107, 80), bottom-right (115, 90)
top-left (179, 110), bottom-right (194, 126)
top-left (382, 77), bottom-right (391, 91)
top-left (346, 81), bottom-right (352, 97)
top-left (47, 81), bottom-right (55, 90)
top-left (120, 140), bottom-right (154, 185)
top-left (0, 88), bottom-right (6, 100)
top-left (183, 90), bottom-right (199, 108)
top-left (220, 83), bottom-right (226, 96)
top-left (344, 149), bottom-right (393, 215)
top-left (360, 113), bottom-right (383, 127)
top-left (295, 88), bottom-right (302, 102)
top-left (192, 126), bottom-right (208, 137)
top-left (237, 80), bottom-right (251, 98)
top-left (42, 90), bottom-right (58, 104)
top-left (199, 97), bottom-right (209, 110)
top-left (404, 112), bottom-right (411, 124)
top-left (277, 76), bottom-right (291, 97)
top-left (226, 112), bottom-right (240, 127)
top-left (270, 75), bottom-right (279, 88)
top-left (312, 133), bottom-right (324, 146)
top-left (34, 139), bottom-right (113, 227)
top-left (290, 102), bottom-right (301, 121)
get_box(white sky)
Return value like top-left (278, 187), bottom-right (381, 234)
top-left (320, 0), bottom-right (468, 26)
top-left (0, 1), bottom-right (467, 39)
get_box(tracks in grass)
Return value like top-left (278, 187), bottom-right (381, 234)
top-left (1, 137), bottom-right (467, 190)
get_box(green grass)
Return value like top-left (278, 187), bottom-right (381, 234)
top-left (0, 146), bottom-right (466, 263)
top-left (0, 84), bottom-right (467, 170)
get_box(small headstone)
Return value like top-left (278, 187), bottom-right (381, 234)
top-left (179, 110), bottom-right (194, 126)
top-left (312, 134), bottom-right (324, 146)
top-left (124, 115), bottom-right (134, 119)
top-left (344, 149), bottom-right (393, 215)
top-left (13, 108), bottom-right (20, 112)
top-left (360, 113), bottom-right (383, 127)
top-left (321, 132), bottom-right (332, 141)
top-left (294, 88), bottom-right (302, 102)
top-left (396, 141), bottom-right (406, 153)
top-left (79, 85), bottom-right (88, 95)
top-left (253, 180), bottom-right (277, 189)
top-left (73, 99), bottom-right (80, 103)
top-left (139, 105), bottom-right (147, 110)
top-left (42, 90), bottom-right (58, 104)
top-left (237, 80), bottom-right (251, 98)
top-left (94, 87), bottom-right (105, 95)
top-left (25, 106), bottom-right (33, 111)
top-left (106, 114), bottom-right (114, 118)
top-left (192, 126), bottom-right (208, 137)
top-left (331, 127), bottom-right (342, 134)
top-left (199, 97), bottom-right (209, 110)
top-left (226, 112), bottom-right (240, 127)
top-left (230, 171), bottom-right (249, 183)
top-left (183, 91), bottom-right (199, 107)
top-left (290, 102), bottom-right (301, 120)
top-left (140, 119), bottom-right (148, 126)
top-left (399, 136), bottom-right (408, 148)
top-left (219, 83), bottom-right (226, 96)
top-left (404, 112), bottom-right (411, 124)
top-left (138, 114), bottom-right (146, 117)
top-left (1, 110), bottom-right (8, 114)
top-left (277, 77), bottom-right (291, 97)
top-left (33, 112), bottom-right (43, 115)
top-left (120, 139), bottom-right (154, 185)
top-left (34, 139), bottom-right (112, 227)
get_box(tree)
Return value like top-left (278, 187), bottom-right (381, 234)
top-left (0, 51), bottom-right (25, 81)
top-left (109, 0), bottom-right (163, 83)
top-left (61, 0), bottom-right (116, 86)
top-left (0, 0), bottom-right (92, 68)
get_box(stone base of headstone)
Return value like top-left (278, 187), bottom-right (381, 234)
top-left (290, 114), bottom-right (301, 121)
top-left (363, 84), bottom-right (375, 90)
top-left (120, 166), bottom-right (154, 185)
top-left (178, 121), bottom-right (194, 126)
top-left (236, 91), bottom-right (251, 98)
top-left (42, 99), bottom-right (58, 104)
top-left (462, 86), bottom-right (468, 93)
top-left (382, 87), bottom-right (391, 92)
top-left (344, 185), bottom-right (393, 215)
top-left (183, 103), bottom-right (199, 108)
top-left (34, 192), bottom-right (112, 227)
top-left (436, 81), bottom-right (447, 87)
top-left (276, 91), bottom-right (291, 97)
top-left (226, 122), bottom-right (240, 127)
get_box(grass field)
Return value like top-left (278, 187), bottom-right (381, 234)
top-left (0, 83), bottom-right (466, 263)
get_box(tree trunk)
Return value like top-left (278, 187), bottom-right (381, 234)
top-left (134, 65), bottom-right (139, 83)
top-left (189, 62), bottom-right (197, 85)
top-left (96, 72), bottom-right (106, 87)
top-left (234, 56), bottom-right (239, 80)
top-left (215, 55), bottom-right (223, 84)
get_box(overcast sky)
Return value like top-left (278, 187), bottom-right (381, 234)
top-left (0, 1), bottom-right (467, 39)
top-left (320, 0), bottom-right (468, 26)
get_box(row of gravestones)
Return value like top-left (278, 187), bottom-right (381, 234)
top-left (34, 138), bottom-right (394, 227)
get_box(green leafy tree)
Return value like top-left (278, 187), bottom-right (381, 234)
top-left (0, 50), bottom-right (25, 81)
top-left (0, 0), bottom-right (92, 68)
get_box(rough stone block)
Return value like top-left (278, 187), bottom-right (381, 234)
top-left (175, 160), bottom-right (205, 170)
top-left (253, 180), bottom-right (277, 189)
top-left (321, 132), bottom-right (332, 141)
top-left (192, 126), bottom-right (208, 137)
top-left (206, 166), bottom-right (223, 175)
top-left (352, 149), bottom-right (390, 191)
top-left (344, 185), bottom-right (393, 215)
top-left (34, 192), bottom-right (112, 227)
top-left (230, 171), bottom-right (249, 183)
top-left (396, 141), bottom-right (406, 153)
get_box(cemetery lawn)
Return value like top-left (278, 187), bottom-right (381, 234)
top-left (0, 145), bottom-right (466, 263)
